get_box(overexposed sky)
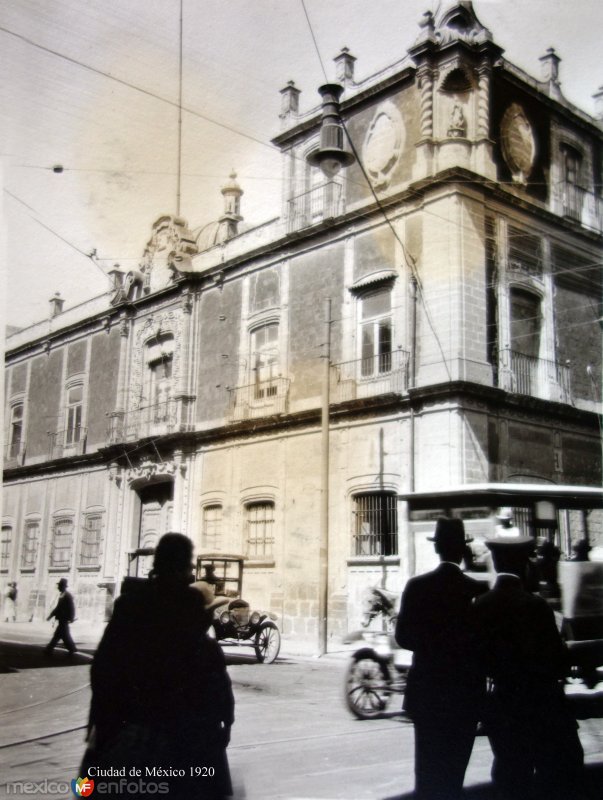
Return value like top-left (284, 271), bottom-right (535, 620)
top-left (2, 0), bottom-right (602, 329)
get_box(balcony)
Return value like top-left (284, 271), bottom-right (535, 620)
top-left (106, 400), bottom-right (178, 444)
top-left (499, 349), bottom-right (572, 404)
top-left (555, 182), bottom-right (603, 233)
top-left (331, 349), bottom-right (410, 404)
top-left (228, 377), bottom-right (290, 422)
top-left (48, 428), bottom-right (87, 459)
top-left (287, 181), bottom-right (343, 234)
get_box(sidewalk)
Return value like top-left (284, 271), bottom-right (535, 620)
top-left (1, 626), bottom-right (603, 800)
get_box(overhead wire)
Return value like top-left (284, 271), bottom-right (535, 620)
top-left (4, 189), bottom-right (107, 278)
top-left (4, 8), bottom-right (601, 331)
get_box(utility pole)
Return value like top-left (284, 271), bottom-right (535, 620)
top-left (318, 298), bottom-right (331, 656)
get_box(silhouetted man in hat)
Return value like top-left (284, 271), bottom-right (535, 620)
top-left (473, 536), bottom-right (584, 800)
top-left (45, 578), bottom-right (76, 656)
top-left (395, 517), bottom-right (488, 800)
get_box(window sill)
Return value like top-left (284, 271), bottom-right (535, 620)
top-left (48, 567), bottom-right (70, 573)
top-left (20, 568), bottom-right (36, 574)
top-left (77, 565), bottom-right (101, 572)
top-left (245, 559), bottom-right (276, 569)
top-left (347, 556), bottom-right (400, 567)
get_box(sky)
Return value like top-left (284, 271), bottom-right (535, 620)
top-left (2, 0), bottom-right (602, 329)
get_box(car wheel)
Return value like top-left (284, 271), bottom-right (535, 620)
top-left (345, 653), bottom-right (392, 719)
top-left (254, 621), bottom-right (281, 663)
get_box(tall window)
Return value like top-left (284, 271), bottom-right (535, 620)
top-left (563, 145), bottom-right (581, 187)
top-left (146, 335), bottom-right (174, 421)
top-left (50, 517), bottom-right (74, 569)
top-left (9, 404), bottom-right (23, 458)
top-left (360, 287), bottom-right (392, 377)
top-left (251, 323), bottom-right (279, 393)
top-left (21, 521), bottom-right (40, 569)
top-left (352, 493), bottom-right (398, 556)
top-left (1, 526), bottom-right (12, 572)
top-left (246, 501), bottom-right (275, 558)
top-left (79, 513), bottom-right (103, 567)
top-left (510, 288), bottom-right (541, 359)
top-left (202, 504), bottom-right (223, 551)
top-left (65, 386), bottom-right (83, 445)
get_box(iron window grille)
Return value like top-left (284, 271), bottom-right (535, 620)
top-left (352, 493), bottom-right (398, 556)
top-left (246, 501), bottom-right (275, 558)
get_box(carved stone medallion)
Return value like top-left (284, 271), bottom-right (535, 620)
top-left (362, 102), bottom-right (404, 190)
top-left (500, 104), bottom-right (536, 184)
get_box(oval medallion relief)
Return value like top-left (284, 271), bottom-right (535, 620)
top-left (500, 103), bottom-right (536, 184)
top-left (362, 102), bottom-right (404, 190)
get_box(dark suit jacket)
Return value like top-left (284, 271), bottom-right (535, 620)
top-left (50, 591), bottom-right (75, 623)
top-left (472, 574), bottom-right (569, 698)
top-left (395, 562), bottom-right (488, 716)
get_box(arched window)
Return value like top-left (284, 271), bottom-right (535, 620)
top-left (65, 385), bottom-right (83, 445)
top-left (8, 403), bottom-right (24, 458)
top-left (359, 286), bottom-right (393, 377)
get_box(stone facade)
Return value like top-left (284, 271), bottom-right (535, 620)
top-left (3, 3), bottom-right (602, 652)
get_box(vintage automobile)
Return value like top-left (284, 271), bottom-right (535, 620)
top-left (195, 553), bottom-right (281, 664)
top-left (343, 481), bottom-right (603, 719)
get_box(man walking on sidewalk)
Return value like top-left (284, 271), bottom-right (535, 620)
top-left (45, 578), bottom-right (76, 657)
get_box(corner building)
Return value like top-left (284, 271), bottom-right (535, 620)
top-left (3, 2), bottom-right (602, 652)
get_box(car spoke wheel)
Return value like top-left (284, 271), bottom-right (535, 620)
top-left (254, 622), bottom-right (281, 663)
top-left (345, 655), bottom-right (392, 719)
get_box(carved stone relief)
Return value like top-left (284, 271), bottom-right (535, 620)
top-left (501, 104), bottom-right (536, 184)
top-left (362, 102), bottom-right (404, 190)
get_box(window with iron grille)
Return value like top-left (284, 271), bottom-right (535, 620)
top-left (352, 493), bottom-right (398, 556)
top-left (21, 521), bottom-right (40, 569)
top-left (79, 514), bottom-right (103, 567)
top-left (50, 517), bottom-right (73, 569)
top-left (246, 501), bottom-right (274, 558)
top-left (202, 504), bottom-right (223, 551)
top-left (1, 526), bottom-right (12, 571)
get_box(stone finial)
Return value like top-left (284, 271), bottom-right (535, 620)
top-left (334, 47), bottom-right (356, 84)
top-left (108, 263), bottom-right (124, 291)
top-left (280, 81), bottom-right (301, 118)
top-left (593, 86), bottom-right (603, 121)
top-left (49, 292), bottom-right (64, 318)
top-left (539, 48), bottom-right (561, 84)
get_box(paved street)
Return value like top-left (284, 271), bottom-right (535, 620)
top-left (1, 623), bottom-right (602, 799)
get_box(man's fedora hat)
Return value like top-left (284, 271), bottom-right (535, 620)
top-left (57, 578), bottom-right (68, 590)
top-left (428, 516), bottom-right (473, 545)
top-left (191, 581), bottom-right (229, 613)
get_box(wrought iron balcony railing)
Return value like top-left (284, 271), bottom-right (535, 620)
top-left (48, 428), bottom-right (87, 459)
top-left (499, 349), bottom-right (572, 404)
top-left (331, 349), bottom-right (410, 403)
top-left (228, 377), bottom-right (290, 422)
top-left (556, 182), bottom-right (603, 233)
top-left (106, 400), bottom-right (178, 444)
top-left (287, 181), bottom-right (343, 233)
